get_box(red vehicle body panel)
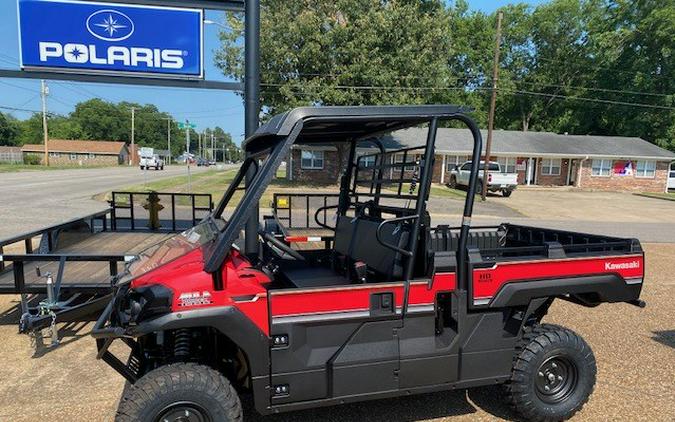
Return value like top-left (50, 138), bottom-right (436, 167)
top-left (129, 246), bottom-right (642, 335)
top-left (472, 254), bottom-right (644, 302)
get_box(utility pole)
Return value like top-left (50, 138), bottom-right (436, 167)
top-left (211, 133), bottom-right (215, 160)
top-left (482, 10), bottom-right (503, 201)
top-left (166, 117), bottom-right (172, 164)
top-left (130, 107), bottom-right (136, 166)
top-left (40, 80), bottom-right (49, 166)
top-left (185, 119), bottom-right (191, 155)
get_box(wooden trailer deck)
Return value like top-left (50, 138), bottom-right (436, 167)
top-left (0, 231), bottom-right (172, 294)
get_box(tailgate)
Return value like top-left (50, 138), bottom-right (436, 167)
top-left (489, 172), bottom-right (517, 185)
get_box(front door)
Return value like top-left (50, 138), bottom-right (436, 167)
top-left (268, 284), bottom-right (402, 405)
top-left (668, 162), bottom-right (675, 190)
top-left (569, 159), bottom-right (579, 186)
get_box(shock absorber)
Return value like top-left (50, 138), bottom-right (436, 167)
top-left (173, 329), bottom-right (191, 358)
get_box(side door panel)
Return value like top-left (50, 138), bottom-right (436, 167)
top-left (269, 285), bottom-right (402, 404)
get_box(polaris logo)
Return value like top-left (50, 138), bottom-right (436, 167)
top-left (86, 9), bottom-right (134, 41)
top-left (605, 261), bottom-right (640, 271)
top-left (38, 42), bottom-right (185, 69)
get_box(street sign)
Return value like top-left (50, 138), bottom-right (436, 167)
top-left (17, 0), bottom-right (204, 79)
top-left (177, 122), bottom-right (197, 129)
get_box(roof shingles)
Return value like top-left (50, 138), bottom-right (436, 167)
top-left (378, 128), bottom-right (675, 160)
top-left (21, 139), bottom-right (127, 155)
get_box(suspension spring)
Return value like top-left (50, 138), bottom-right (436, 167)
top-left (173, 329), bottom-right (191, 358)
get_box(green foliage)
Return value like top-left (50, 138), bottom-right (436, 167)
top-left (23, 154), bottom-right (41, 165)
top-left (7, 99), bottom-right (237, 159)
top-left (0, 112), bottom-right (21, 146)
top-left (215, 0), bottom-right (674, 151)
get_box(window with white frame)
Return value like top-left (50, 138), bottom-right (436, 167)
top-left (445, 155), bottom-right (468, 171)
top-left (49, 152), bottom-right (60, 158)
top-left (636, 160), bottom-right (656, 178)
top-left (69, 153), bottom-right (78, 160)
top-left (394, 153), bottom-right (419, 171)
top-left (497, 157), bottom-right (517, 173)
top-left (591, 159), bottom-right (612, 176)
top-left (359, 155), bottom-right (376, 168)
top-left (541, 158), bottom-right (561, 176)
top-left (300, 150), bottom-right (324, 169)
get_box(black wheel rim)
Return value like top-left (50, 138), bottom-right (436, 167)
top-left (535, 356), bottom-right (579, 404)
top-left (155, 401), bottom-right (212, 422)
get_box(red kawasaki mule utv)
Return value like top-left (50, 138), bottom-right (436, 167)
top-left (93, 105), bottom-right (645, 422)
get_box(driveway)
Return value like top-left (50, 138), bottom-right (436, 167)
top-left (0, 165), bottom-right (216, 239)
top-left (427, 188), bottom-right (675, 243)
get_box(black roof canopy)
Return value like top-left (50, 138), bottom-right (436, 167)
top-left (242, 105), bottom-right (468, 152)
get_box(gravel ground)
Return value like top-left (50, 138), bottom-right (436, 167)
top-left (0, 243), bottom-right (672, 422)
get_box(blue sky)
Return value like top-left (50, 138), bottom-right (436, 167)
top-left (0, 1), bottom-right (546, 145)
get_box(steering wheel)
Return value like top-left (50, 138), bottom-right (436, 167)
top-left (259, 230), bottom-right (305, 261)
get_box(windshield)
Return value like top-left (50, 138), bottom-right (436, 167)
top-left (117, 218), bottom-right (222, 284)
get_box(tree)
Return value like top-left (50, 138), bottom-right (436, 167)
top-left (215, 0), bottom-right (456, 116)
top-left (0, 112), bottom-right (21, 146)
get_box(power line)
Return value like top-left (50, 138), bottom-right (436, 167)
top-left (260, 83), bottom-right (673, 111)
top-left (504, 88), bottom-right (675, 111)
top-left (506, 78), bottom-right (673, 98)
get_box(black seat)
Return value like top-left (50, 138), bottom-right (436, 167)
top-left (333, 215), bottom-right (409, 281)
top-left (281, 215), bottom-right (410, 288)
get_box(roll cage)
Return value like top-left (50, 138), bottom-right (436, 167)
top-left (204, 105), bottom-right (483, 295)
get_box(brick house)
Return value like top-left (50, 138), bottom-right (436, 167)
top-left (288, 128), bottom-right (675, 193)
top-left (0, 146), bottom-right (22, 163)
top-left (21, 139), bottom-right (129, 166)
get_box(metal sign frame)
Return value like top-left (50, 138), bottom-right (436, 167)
top-left (3, 0), bottom-right (247, 91)
top-left (3, 0), bottom-right (261, 256)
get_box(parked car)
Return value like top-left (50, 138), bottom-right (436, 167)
top-left (196, 157), bottom-right (211, 167)
top-left (448, 160), bottom-right (517, 197)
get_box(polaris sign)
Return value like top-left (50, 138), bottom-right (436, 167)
top-left (17, 0), bottom-right (203, 78)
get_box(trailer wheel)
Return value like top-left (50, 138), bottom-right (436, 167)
top-left (115, 363), bottom-right (242, 422)
top-left (506, 324), bottom-right (596, 422)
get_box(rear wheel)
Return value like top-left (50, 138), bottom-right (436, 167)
top-left (502, 189), bottom-right (513, 197)
top-left (476, 180), bottom-right (483, 195)
top-left (115, 363), bottom-right (242, 422)
top-left (506, 324), bottom-right (596, 422)
top-left (448, 176), bottom-right (457, 189)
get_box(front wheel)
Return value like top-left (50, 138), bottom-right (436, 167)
top-left (506, 324), bottom-right (596, 422)
top-left (115, 363), bottom-right (242, 422)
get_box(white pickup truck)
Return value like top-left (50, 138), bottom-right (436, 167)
top-left (448, 161), bottom-right (518, 197)
top-left (139, 148), bottom-right (165, 170)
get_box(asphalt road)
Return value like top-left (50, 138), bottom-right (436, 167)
top-left (0, 165), bottom-right (218, 239)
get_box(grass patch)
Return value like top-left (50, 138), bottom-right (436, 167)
top-left (102, 167), bottom-right (339, 209)
top-left (634, 192), bottom-right (675, 202)
top-left (385, 183), bottom-right (466, 200)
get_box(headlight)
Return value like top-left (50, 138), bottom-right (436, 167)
top-left (122, 284), bottom-right (173, 324)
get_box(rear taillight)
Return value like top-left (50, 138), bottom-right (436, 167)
top-left (488, 174), bottom-right (493, 182)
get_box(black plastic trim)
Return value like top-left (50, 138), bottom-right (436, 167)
top-left (489, 274), bottom-right (642, 308)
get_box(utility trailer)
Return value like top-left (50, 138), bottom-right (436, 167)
top-left (84, 105), bottom-right (645, 422)
top-left (0, 191), bottom-right (212, 340)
